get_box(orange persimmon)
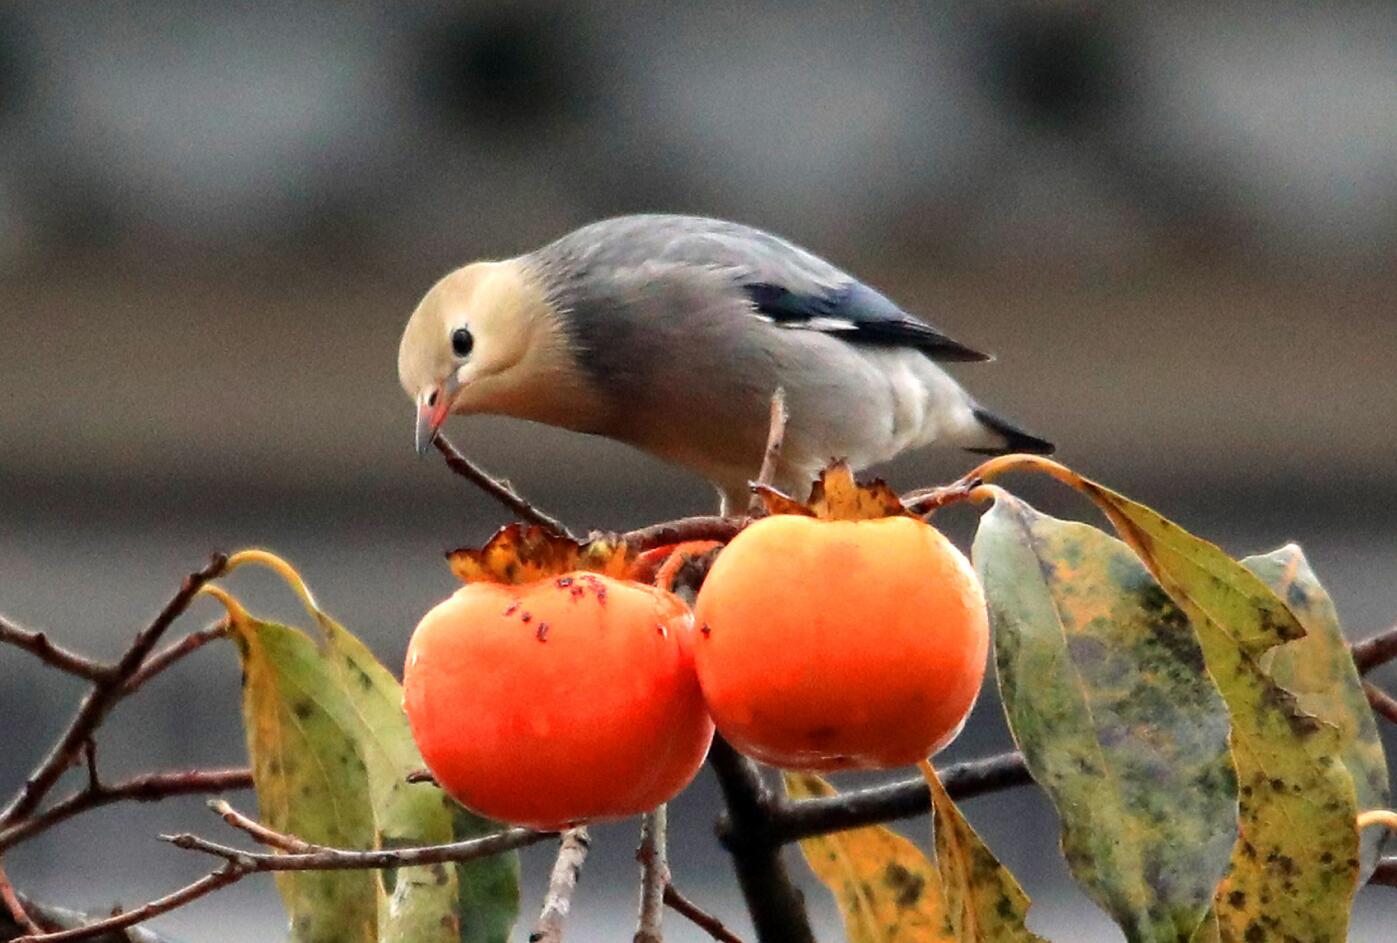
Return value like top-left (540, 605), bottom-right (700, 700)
top-left (404, 572), bottom-right (714, 830)
top-left (693, 514), bottom-right (988, 771)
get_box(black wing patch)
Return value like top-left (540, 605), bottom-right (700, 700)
top-left (742, 281), bottom-right (991, 363)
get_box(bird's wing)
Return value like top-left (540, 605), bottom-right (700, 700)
top-left (533, 214), bottom-right (990, 363)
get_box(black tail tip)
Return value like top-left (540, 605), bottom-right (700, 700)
top-left (966, 406), bottom-right (1055, 456)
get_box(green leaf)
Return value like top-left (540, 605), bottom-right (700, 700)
top-left (923, 763), bottom-right (1045, 942)
top-left (307, 610), bottom-right (520, 943)
top-left (1243, 544), bottom-right (1391, 881)
top-left (450, 804), bottom-right (521, 943)
top-left (229, 618), bottom-right (377, 943)
top-left (973, 494), bottom-right (1237, 943)
top-left (1070, 481), bottom-right (1361, 943)
top-left (785, 772), bottom-right (953, 943)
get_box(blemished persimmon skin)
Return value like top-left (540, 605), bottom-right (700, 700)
top-left (693, 515), bottom-right (988, 771)
top-left (403, 573), bottom-right (714, 830)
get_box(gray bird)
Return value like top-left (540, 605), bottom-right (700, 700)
top-left (398, 214), bottom-right (1052, 513)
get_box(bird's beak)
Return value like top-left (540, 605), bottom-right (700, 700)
top-left (414, 374), bottom-right (461, 456)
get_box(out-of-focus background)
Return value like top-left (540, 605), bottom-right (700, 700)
top-left (1, 3), bottom-right (1394, 940)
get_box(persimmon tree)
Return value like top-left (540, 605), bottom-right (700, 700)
top-left (0, 410), bottom-right (1394, 943)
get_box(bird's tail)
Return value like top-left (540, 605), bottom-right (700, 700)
top-left (963, 404), bottom-right (1055, 456)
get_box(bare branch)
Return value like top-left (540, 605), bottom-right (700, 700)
top-left (634, 807), bottom-right (669, 943)
top-left (623, 517), bottom-right (744, 554)
top-left (753, 752), bottom-right (1033, 846)
top-left (1364, 682), bottom-right (1397, 727)
top-left (120, 621), bottom-right (229, 695)
top-left (432, 434), bottom-right (575, 539)
top-left (0, 616), bottom-right (108, 682)
top-left (164, 825), bottom-right (549, 872)
top-left (531, 828), bottom-right (590, 943)
top-left (663, 885), bottom-right (746, 943)
top-left (13, 867), bottom-right (242, 943)
top-left (0, 554), bottom-right (229, 828)
top-left (748, 389), bottom-right (788, 515)
top-left (0, 860), bottom-right (43, 935)
top-left (1352, 624), bottom-right (1397, 675)
top-left (0, 767), bottom-right (253, 852)
top-left (207, 800), bottom-right (316, 853)
top-left (707, 738), bottom-right (815, 943)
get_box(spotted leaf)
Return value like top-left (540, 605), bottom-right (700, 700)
top-left (974, 493), bottom-right (1236, 943)
top-left (1244, 544), bottom-right (1390, 881)
top-left (785, 772), bottom-right (952, 943)
top-left (923, 762), bottom-right (1045, 941)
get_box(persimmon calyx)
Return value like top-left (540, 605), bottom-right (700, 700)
top-left (447, 522), bottom-right (637, 586)
top-left (751, 460), bottom-right (913, 522)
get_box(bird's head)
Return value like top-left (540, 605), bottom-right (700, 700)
top-left (399, 260), bottom-right (577, 454)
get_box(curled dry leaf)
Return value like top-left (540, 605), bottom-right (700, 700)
top-left (447, 524), bottom-right (636, 585)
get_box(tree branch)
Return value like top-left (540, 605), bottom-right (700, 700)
top-left (749, 752), bottom-right (1033, 846)
top-left (707, 738), bottom-right (814, 943)
top-left (432, 434), bottom-right (575, 539)
top-left (0, 861), bottom-right (42, 936)
top-left (12, 868), bottom-right (243, 943)
top-left (623, 517), bottom-right (744, 554)
top-left (1364, 682), bottom-right (1397, 727)
top-left (634, 807), bottom-right (669, 943)
top-left (530, 828), bottom-right (590, 943)
top-left (0, 554), bottom-right (229, 828)
top-left (0, 768), bottom-right (252, 853)
top-left (0, 617), bottom-right (107, 683)
top-left (120, 621), bottom-right (229, 696)
top-left (663, 885), bottom-right (746, 943)
top-left (1352, 624), bottom-right (1397, 675)
top-left (164, 825), bottom-right (550, 872)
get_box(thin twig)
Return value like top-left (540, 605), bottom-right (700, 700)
top-left (0, 615), bottom-right (108, 682)
top-left (707, 737), bottom-right (815, 943)
top-left (1364, 682), bottom-right (1397, 727)
top-left (530, 827), bottom-right (590, 943)
top-left (1352, 624), bottom-right (1397, 675)
top-left (0, 768), bottom-right (252, 852)
top-left (208, 800), bottom-right (317, 853)
top-left (634, 806), bottom-right (669, 943)
top-left (663, 885), bottom-right (746, 943)
top-left (120, 621), bottom-right (229, 695)
top-left (623, 517), bottom-right (744, 554)
top-left (432, 434), bottom-right (575, 539)
top-left (748, 388), bottom-right (788, 516)
top-left (165, 826), bottom-right (550, 872)
top-left (0, 554), bottom-right (229, 828)
top-left (13, 868), bottom-right (243, 943)
top-left (0, 860), bottom-right (43, 935)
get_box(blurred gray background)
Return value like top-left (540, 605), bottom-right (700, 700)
top-left (1, 2), bottom-right (1394, 940)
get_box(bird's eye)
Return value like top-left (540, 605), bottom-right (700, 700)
top-left (451, 327), bottom-right (474, 358)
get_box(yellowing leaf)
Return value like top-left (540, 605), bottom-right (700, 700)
top-left (1068, 481), bottom-right (1361, 943)
top-left (974, 494), bottom-right (1236, 943)
top-left (922, 763), bottom-right (1045, 942)
top-left (1244, 544), bottom-right (1391, 881)
top-left (228, 618), bottom-right (377, 943)
top-left (753, 461), bottom-right (909, 521)
top-left (448, 523), bottom-right (635, 585)
top-left (785, 772), bottom-right (952, 943)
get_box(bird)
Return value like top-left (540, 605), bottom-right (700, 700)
top-left (398, 214), bottom-right (1052, 513)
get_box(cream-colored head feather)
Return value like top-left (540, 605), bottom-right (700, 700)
top-left (398, 259), bottom-right (593, 451)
